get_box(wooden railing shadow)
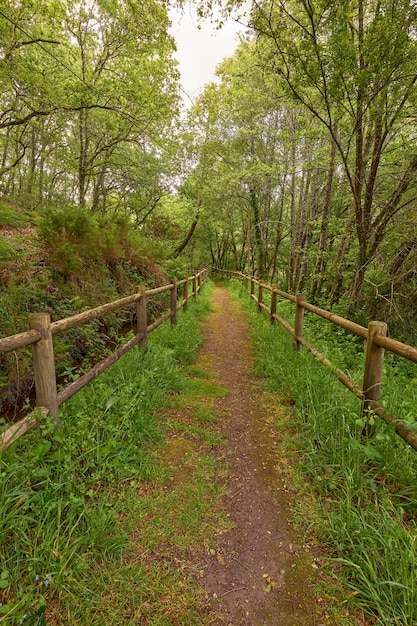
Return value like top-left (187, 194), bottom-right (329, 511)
top-left (0, 269), bottom-right (208, 450)
top-left (215, 268), bottom-right (417, 451)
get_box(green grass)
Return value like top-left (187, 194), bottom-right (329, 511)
top-left (227, 277), bottom-right (417, 626)
top-left (193, 407), bottom-right (219, 425)
top-left (0, 280), bottom-right (231, 625)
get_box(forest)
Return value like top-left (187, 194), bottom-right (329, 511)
top-left (2, 2), bottom-right (417, 624)
top-left (1, 0), bottom-right (416, 367)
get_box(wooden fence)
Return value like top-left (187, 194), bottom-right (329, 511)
top-left (0, 269), bottom-right (208, 451)
top-left (215, 268), bottom-right (417, 451)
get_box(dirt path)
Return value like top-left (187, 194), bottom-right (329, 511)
top-left (195, 285), bottom-right (328, 626)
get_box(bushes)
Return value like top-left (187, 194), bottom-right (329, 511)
top-left (0, 205), bottom-right (173, 416)
top-left (39, 207), bottom-right (126, 278)
top-left (39, 206), bottom-right (167, 282)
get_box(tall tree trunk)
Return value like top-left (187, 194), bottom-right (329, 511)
top-left (328, 216), bottom-right (354, 304)
top-left (349, 0), bottom-right (368, 308)
top-left (78, 107), bottom-right (88, 207)
top-left (27, 128), bottom-right (36, 196)
top-left (92, 164), bottom-right (106, 212)
top-left (1, 126), bottom-right (10, 171)
top-left (249, 186), bottom-right (265, 279)
top-left (173, 197), bottom-right (201, 258)
top-left (288, 125), bottom-right (297, 290)
top-left (292, 166), bottom-right (312, 290)
top-left (311, 131), bottom-right (337, 299)
top-left (297, 168), bottom-right (321, 293)
top-left (39, 158), bottom-right (44, 204)
top-left (268, 179), bottom-right (285, 283)
top-left (246, 205), bottom-right (252, 274)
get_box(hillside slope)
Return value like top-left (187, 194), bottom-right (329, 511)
top-left (0, 201), bottom-right (171, 418)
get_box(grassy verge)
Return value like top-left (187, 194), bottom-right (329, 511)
top-left (227, 278), bottom-right (417, 626)
top-left (0, 281), bottom-right (230, 625)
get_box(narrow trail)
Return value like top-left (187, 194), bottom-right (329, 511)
top-left (195, 285), bottom-right (328, 626)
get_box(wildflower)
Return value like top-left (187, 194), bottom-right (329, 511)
top-left (35, 574), bottom-right (40, 581)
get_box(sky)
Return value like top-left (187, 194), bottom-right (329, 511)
top-left (168, 2), bottom-right (249, 107)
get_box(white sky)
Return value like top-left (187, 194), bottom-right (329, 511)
top-left (168, 2), bottom-right (249, 107)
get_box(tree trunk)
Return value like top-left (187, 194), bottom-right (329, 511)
top-left (311, 131), bottom-right (337, 299)
top-left (268, 180), bottom-right (285, 283)
top-left (250, 186), bottom-right (265, 279)
top-left (288, 129), bottom-right (297, 290)
top-left (92, 164), bottom-right (106, 212)
top-left (78, 107), bottom-right (88, 207)
top-left (292, 166), bottom-right (312, 290)
top-left (173, 197), bottom-right (201, 258)
top-left (328, 217), bottom-right (354, 304)
top-left (297, 168), bottom-right (321, 293)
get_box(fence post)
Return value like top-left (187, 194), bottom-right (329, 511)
top-left (136, 287), bottom-right (148, 349)
top-left (183, 279), bottom-right (189, 309)
top-left (192, 274), bottom-right (197, 298)
top-left (250, 277), bottom-right (255, 297)
top-left (361, 320), bottom-right (387, 434)
top-left (270, 285), bottom-right (277, 324)
top-left (29, 313), bottom-right (59, 425)
top-left (294, 294), bottom-right (306, 352)
top-left (197, 271), bottom-right (202, 293)
top-left (170, 279), bottom-right (177, 325)
top-left (258, 282), bottom-right (263, 313)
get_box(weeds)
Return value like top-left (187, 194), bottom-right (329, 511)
top-left (228, 277), bottom-right (417, 626)
top-left (0, 205), bottom-right (173, 415)
top-left (0, 282), bottom-right (226, 624)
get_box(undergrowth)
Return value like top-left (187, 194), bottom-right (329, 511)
top-left (0, 204), bottom-right (173, 415)
top-left (228, 277), bottom-right (417, 626)
top-left (0, 282), bottom-right (224, 624)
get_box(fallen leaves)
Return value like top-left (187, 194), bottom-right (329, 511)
top-left (262, 573), bottom-right (276, 593)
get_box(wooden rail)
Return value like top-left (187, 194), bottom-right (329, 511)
top-left (214, 269), bottom-right (417, 451)
top-left (0, 269), bottom-right (208, 451)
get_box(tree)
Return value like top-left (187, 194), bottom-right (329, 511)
top-left (179, 41), bottom-right (294, 280)
top-left (0, 0), bottom-right (180, 213)
top-left (247, 0), bottom-right (417, 305)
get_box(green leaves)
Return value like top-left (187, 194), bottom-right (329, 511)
top-left (0, 569), bottom-right (9, 589)
top-left (0, 0), bottom-right (180, 212)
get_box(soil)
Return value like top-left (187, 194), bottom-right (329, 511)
top-left (193, 284), bottom-right (331, 626)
